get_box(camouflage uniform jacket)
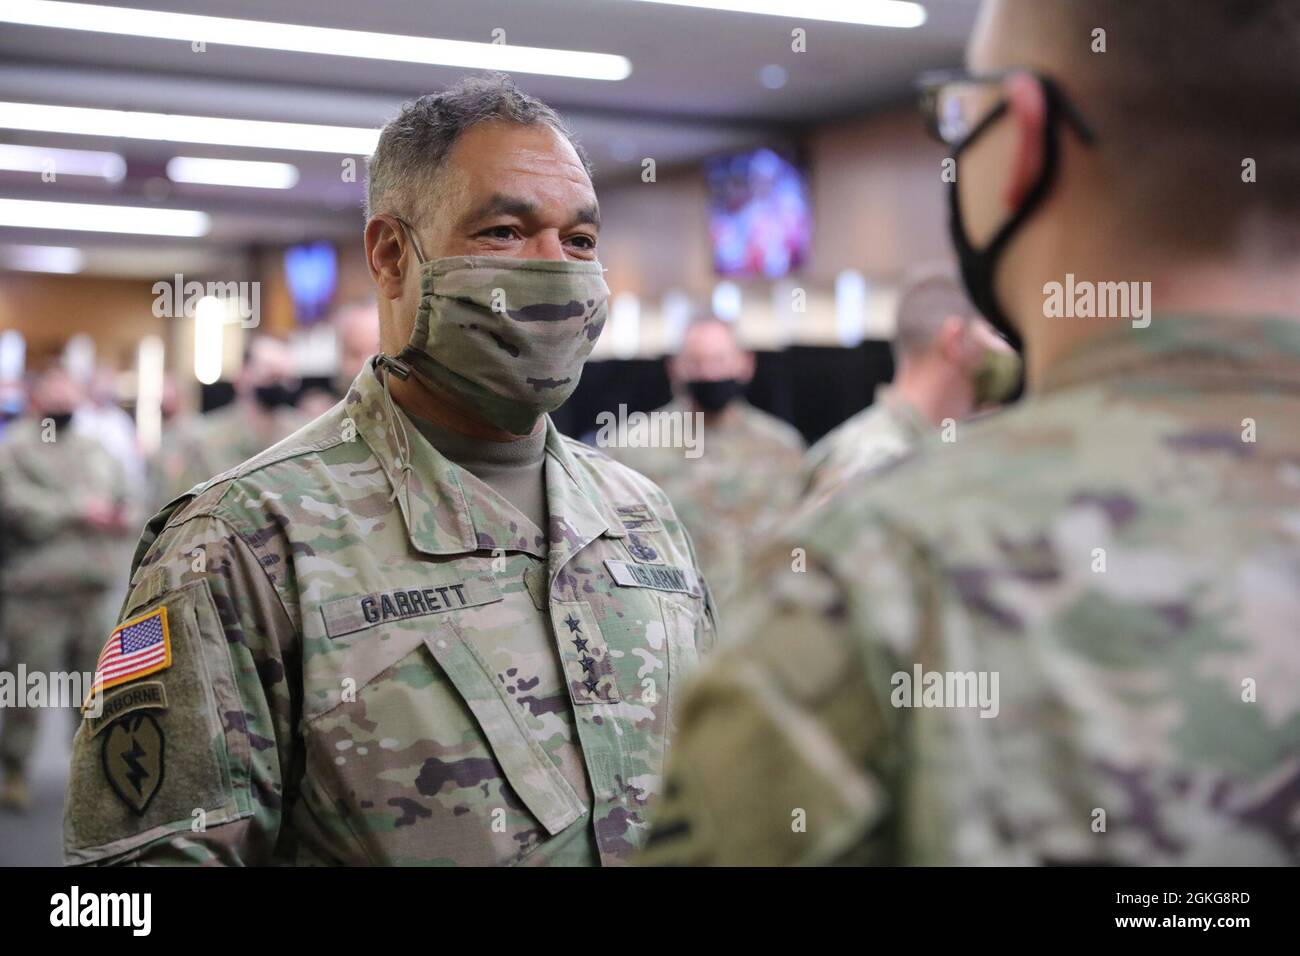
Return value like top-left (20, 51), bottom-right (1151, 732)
top-left (642, 314), bottom-right (1300, 866)
top-left (65, 363), bottom-right (716, 865)
top-left (606, 398), bottom-right (805, 606)
top-left (802, 385), bottom-right (930, 500)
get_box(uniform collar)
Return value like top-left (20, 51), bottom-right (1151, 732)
top-left (873, 384), bottom-right (931, 440)
top-left (542, 418), bottom-right (628, 574)
top-left (1037, 313), bottom-right (1300, 397)
top-left (348, 361), bottom-right (625, 558)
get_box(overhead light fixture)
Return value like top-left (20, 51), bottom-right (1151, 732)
top-left (3, 0), bottom-right (632, 80)
top-left (193, 296), bottom-right (226, 386)
top-left (623, 0), bottom-right (926, 28)
top-left (0, 198), bottom-right (211, 237)
top-left (167, 156), bottom-right (299, 189)
top-left (135, 334), bottom-right (165, 453)
top-left (0, 102), bottom-right (378, 155)
top-left (0, 143), bottom-right (126, 182)
top-left (0, 243), bottom-right (85, 273)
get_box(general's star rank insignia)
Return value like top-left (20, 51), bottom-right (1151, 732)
top-left (102, 712), bottom-right (165, 816)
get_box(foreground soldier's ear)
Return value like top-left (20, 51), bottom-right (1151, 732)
top-left (1002, 71), bottom-right (1048, 210)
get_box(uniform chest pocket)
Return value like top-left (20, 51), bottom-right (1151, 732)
top-left (577, 586), bottom-right (704, 732)
top-left (301, 608), bottom-right (586, 866)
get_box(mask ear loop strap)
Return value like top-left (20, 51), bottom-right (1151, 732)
top-left (375, 355), bottom-right (414, 504)
top-left (375, 214), bottom-right (427, 504)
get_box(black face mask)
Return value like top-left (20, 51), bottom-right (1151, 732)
top-left (686, 378), bottom-right (744, 413)
top-left (254, 384), bottom-right (297, 411)
top-left (46, 411), bottom-right (74, 431)
top-left (947, 77), bottom-right (1095, 353)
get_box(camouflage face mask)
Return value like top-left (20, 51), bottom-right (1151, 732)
top-left (391, 230), bottom-right (609, 435)
top-left (972, 345), bottom-right (1023, 408)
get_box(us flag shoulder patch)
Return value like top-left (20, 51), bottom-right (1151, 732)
top-left (85, 607), bottom-right (173, 707)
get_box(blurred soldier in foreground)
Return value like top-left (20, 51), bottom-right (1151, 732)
top-left (804, 270), bottom-right (1019, 499)
top-left (0, 368), bottom-right (131, 812)
top-left (643, 0), bottom-right (1300, 865)
top-left (64, 74), bottom-right (713, 865)
top-left (156, 336), bottom-right (303, 503)
top-left (606, 316), bottom-right (804, 605)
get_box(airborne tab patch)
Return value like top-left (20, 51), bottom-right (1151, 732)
top-left (85, 681), bottom-right (168, 739)
top-left (604, 559), bottom-right (699, 596)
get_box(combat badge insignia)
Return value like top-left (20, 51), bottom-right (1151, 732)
top-left (101, 713), bottom-right (165, 816)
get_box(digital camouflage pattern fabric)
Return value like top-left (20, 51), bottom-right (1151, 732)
top-left (802, 385), bottom-right (931, 501)
top-left (605, 399), bottom-right (805, 606)
top-left (64, 362), bottom-right (715, 865)
top-left (642, 314), bottom-right (1300, 866)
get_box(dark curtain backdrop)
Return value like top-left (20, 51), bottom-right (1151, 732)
top-left (201, 344), bottom-right (898, 444)
top-left (553, 343), bottom-right (896, 446)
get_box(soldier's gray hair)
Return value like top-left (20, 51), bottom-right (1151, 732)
top-left (366, 73), bottom-right (592, 222)
top-left (892, 267), bottom-right (977, 362)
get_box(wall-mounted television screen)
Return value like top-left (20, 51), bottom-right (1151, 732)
top-left (706, 147), bottom-right (811, 279)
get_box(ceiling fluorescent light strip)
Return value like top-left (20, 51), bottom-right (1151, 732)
top-left (2, 0), bottom-right (631, 80)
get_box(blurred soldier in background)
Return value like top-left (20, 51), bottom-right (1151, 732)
top-left (333, 301), bottom-right (382, 394)
top-left (0, 379), bottom-right (26, 442)
top-left (606, 316), bottom-right (804, 605)
top-left (143, 373), bottom-right (190, 507)
top-left (156, 335), bottom-right (304, 503)
top-left (297, 301), bottom-right (382, 418)
top-left (0, 367), bottom-right (132, 812)
top-left (643, 0), bottom-right (1300, 865)
top-left (75, 364), bottom-right (148, 493)
top-left (64, 75), bottom-right (713, 865)
top-left (804, 269), bottom-right (1020, 499)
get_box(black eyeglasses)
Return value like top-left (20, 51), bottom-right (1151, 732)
top-left (916, 69), bottom-right (1097, 150)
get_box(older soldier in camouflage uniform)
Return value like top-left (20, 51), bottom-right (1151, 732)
top-left (65, 74), bottom-right (714, 865)
top-left (606, 316), bottom-right (805, 606)
top-left (803, 270), bottom-right (1019, 500)
top-left (643, 0), bottom-right (1300, 866)
top-left (157, 336), bottom-right (304, 506)
top-left (1, 368), bottom-right (131, 812)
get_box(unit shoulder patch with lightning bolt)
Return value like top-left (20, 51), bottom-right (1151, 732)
top-left (101, 712), bottom-right (166, 816)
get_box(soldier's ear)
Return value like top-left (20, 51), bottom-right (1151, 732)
top-left (365, 215), bottom-right (408, 299)
top-left (936, 315), bottom-right (970, 364)
top-left (738, 351), bottom-right (756, 385)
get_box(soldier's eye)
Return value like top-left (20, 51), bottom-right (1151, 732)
top-left (479, 225), bottom-right (518, 241)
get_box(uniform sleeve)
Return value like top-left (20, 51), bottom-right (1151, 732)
top-left (639, 550), bottom-right (895, 866)
top-left (64, 510), bottom-right (299, 866)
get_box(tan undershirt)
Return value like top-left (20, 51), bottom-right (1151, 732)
top-left (403, 411), bottom-right (549, 537)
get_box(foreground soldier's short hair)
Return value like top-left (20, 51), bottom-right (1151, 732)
top-left (366, 73), bottom-right (591, 221)
top-left (1026, 0), bottom-right (1300, 253)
